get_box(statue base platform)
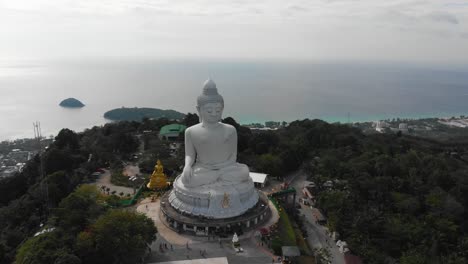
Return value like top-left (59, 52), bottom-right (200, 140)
top-left (160, 191), bottom-right (270, 236)
top-left (168, 175), bottom-right (259, 219)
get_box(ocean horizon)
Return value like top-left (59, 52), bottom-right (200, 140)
top-left (1, 58), bottom-right (468, 141)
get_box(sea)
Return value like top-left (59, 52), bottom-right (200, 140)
top-left (1, 58), bottom-right (468, 141)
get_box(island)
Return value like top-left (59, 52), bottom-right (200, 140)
top-left (59, 98), bottom-right (85, 108)
top-left (103, 107), bottom-right (185, 121)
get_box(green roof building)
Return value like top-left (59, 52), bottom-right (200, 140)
top-left (159, 124), bottom-right (187, 140)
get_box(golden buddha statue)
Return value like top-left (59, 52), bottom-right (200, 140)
top-left (147, 160), bottom-right (168, 190)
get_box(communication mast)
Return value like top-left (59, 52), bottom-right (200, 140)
top-left (33, 121), bottom-right (49, 219)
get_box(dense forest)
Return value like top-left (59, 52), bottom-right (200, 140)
top-left (1, 115), bottom-right (467, 263)
top-left (0, 122), bottom-right (157, 264)
top-left (103, 107), bottom-right (185, 121)
top-left (242, 120), bottom-right (468, 263)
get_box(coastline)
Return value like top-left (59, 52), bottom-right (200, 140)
top-left (3, 60), bottom-right (468, 142)
top-left (240, 111), bottom-right (468, 126)
top-left (3, 111), bottom-right (468, 142)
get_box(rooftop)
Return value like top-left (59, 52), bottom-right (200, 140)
top-left (160, 124), bottom-right (187, 136)
top-left (249, 172), bottom-right (268, 184)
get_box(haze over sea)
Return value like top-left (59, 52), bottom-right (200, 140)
top-left (1, 59), bottom-right (468, 141)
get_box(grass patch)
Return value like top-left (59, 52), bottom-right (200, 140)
top-left (294, 226), bottom-right (312, 256)
top-left (271, 237), bottom-right (283, 255)
top-left (269, 197), bottom-right (314, 261)
top-left (277, 206), bottom-right (297, 247)
top-left (268, 202), bottom-right (298, 255)
top-left (110, 170), bottom-right (133, 187)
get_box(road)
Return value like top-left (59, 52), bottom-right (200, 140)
top-left (285, 170), bottom-right (345, 264)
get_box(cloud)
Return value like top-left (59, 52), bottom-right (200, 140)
top-left (0, 0), bottom-right (468, 63)
top-left (380, 10), bottom-right (419, 25)
top-left (444, 2), bottom-right (468, 8)
top-left (288, 5), bottom-right (308, 12)
top-left (427, 11), bottom-right (459, 24)
top-left (247, 8), bottom-right (263, 14)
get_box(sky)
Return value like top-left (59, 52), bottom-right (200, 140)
top-left (1, 0), bottom-right (468, 64)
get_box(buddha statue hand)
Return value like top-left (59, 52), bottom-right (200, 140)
top-left (181, 165), bottom-right (193, 186)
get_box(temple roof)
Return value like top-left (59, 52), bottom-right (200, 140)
top-left (159, 124), bottom-right (187, 136)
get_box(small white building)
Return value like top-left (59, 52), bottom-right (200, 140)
top-left (249, 172), bottom-right (268, 188)
top-left (398, 123), bottom-right (409, 133)
top-left (302, 181), bottom-right (316, 204)
top-left (375, 121), bottom-right (389, 133)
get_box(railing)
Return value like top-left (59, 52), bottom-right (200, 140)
top-left (119, 184), bottom-right (144, 206)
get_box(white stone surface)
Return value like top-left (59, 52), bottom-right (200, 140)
top-left (249, 172), bottom-right (268, 185)
top-left (169, 79), bottom-right (259, 219)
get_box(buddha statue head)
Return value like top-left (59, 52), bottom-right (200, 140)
top-left (197, 79), bottom-right (224, 124)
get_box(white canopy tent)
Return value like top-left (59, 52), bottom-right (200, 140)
top-left (249, 172), bottom-right (268, 188)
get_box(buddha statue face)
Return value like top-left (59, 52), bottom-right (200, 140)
top-left (197, 79), bottom-right (224, 124)
top-left (197, 102), bottom-right (223, 124)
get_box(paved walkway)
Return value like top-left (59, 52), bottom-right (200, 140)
top-left (137, 198), bottom-right (192, 245)
top-left (94, 170), bottom-right (134, 196)
top-left (137, 196), bottom-right (283, 264)
top-left (123, 164), bottom-right (141, 177)
top-left (288, 171), bottom-right (345, 264)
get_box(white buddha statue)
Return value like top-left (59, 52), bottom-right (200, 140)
top-left (169, 79), bottom-right (259, 219)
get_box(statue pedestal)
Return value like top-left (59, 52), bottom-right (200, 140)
top-left (160, 191), bottom-right (270, 236)
top-left (168, 175), bottom-right (259, 219)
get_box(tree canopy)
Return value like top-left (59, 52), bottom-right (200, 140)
top-left (3, 117), bottom-right (468, 263)
top-left (76, 210), bottom-right (157, 264)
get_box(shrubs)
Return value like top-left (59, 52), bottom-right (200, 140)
top-left (110, 170), bottom-right (133, 187)
top-left (16, 232), bottom-right (71, 264)
top-left (267, 202), bottom-right (298, 256)
top-left (16, 186), bottom-right (157, 264)
top-left (278, 207), bottom-right (297, 247)
top-left (271, 237), bottom-right (282, 255)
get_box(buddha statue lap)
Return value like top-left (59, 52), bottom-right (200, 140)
top-left (169, 79), bottom-right (259, 219)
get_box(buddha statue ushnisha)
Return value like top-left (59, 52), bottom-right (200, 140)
top-left (168, 79), bottom-right (259, 219)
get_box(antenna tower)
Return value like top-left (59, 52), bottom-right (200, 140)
top-left (33, 121), bottom-right (49, 219)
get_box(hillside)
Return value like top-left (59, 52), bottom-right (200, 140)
top-left (1, 117), bottom-right (468, 263)
top-left (103, 107), bottom-right (185, 121)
